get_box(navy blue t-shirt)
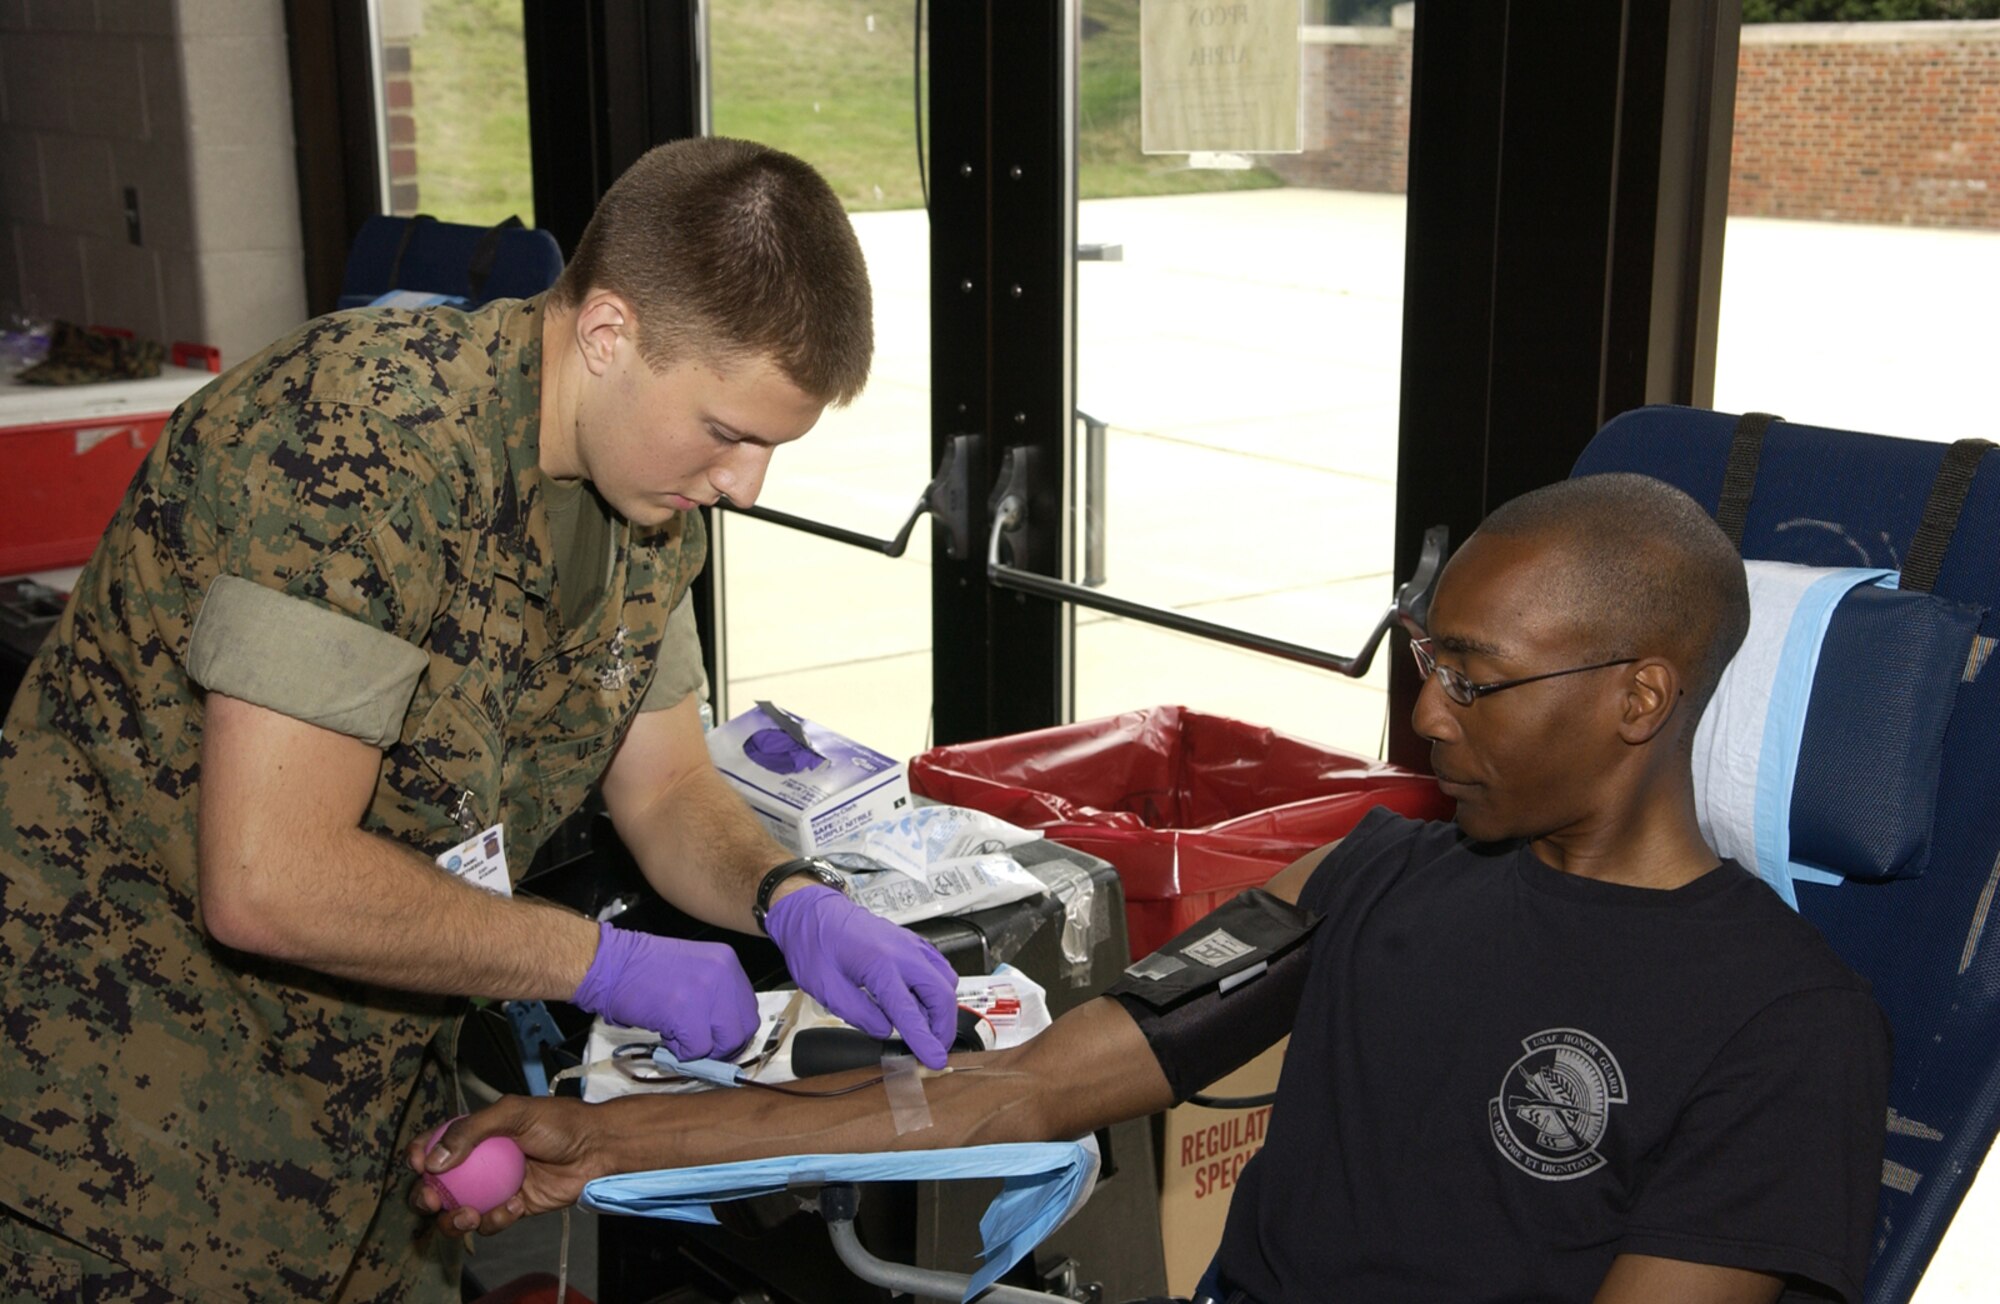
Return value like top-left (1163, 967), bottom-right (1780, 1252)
top-left (1211, 809), bottom-right (1890, 1303)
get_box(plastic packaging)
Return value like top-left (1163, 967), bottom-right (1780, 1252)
top-left (909, 706), bottom-right (1452, 959)
top-left (1029, 856), bottom-right (1110, 984)
top-left (820, 804), bottom-right (1049, 927)
top-left (0, 307), bottom-right (51, 379)
top-left (579, 967), bottom-right (1052, 1104)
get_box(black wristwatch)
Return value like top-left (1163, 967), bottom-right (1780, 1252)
top-left (753, 856), bottom-right (847, 932)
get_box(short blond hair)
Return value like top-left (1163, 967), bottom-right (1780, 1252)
top-left (553, 137), bottom-right (873, 406)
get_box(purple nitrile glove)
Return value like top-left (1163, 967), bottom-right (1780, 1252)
top-left (764, 884), bottom-right (960, 1069)
top-left (570, 922), bottom-right (760, 1061)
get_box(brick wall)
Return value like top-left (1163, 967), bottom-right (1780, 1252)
top-left (1732, 21), bottom-right (2000, 229)
top-left (383, 41), bottom-right (420, 215)
top-left (1266, 24), bottom-right (1411, 193)
top-left (377, 0), bottom-right (422, 215)
top-left (1278, 15), bottom-right (2000, 232)
top-left (0, 0), bottom-right (307, 367)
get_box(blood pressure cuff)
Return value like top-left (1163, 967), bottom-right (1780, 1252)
top-left (1106, 889), bottom-right (1320, 1104)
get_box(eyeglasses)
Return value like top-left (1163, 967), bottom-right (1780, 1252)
top-left (1409, 636), bottom-right (1637, 707)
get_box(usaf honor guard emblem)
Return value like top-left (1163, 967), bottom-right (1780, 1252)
top-left (1489, 1028), bottom-right (1628, 1180)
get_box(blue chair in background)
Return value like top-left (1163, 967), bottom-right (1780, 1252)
top-left (338, 213), bottom-right (565, 310)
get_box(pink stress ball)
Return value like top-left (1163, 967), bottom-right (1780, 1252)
top-left (423, 1120), bottom-right (527, 1215)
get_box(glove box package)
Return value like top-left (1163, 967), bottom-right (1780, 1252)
top-left (705, 702), bottom-right (913, 853)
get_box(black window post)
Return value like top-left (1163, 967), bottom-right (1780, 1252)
top-left (1388, 0), bottom-right (1740, 769)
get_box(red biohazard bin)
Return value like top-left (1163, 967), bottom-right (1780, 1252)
top-left (909, 705), bottom-right (1453, 960)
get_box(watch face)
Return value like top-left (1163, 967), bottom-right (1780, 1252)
top-left (802, 860), bottom-right (847, 892)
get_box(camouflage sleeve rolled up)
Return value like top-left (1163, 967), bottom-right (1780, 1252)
top-left (187, 576), bottom-right (429, 747)
top-left (169, 377), bottom-right (475, 747)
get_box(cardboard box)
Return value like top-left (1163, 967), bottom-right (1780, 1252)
top-left (706, 704), bottom-right (912, 853)
top-left (1157, 1037), bottom-right (1288, 1297)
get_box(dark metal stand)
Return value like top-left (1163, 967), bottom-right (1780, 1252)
top-left (813, 1183), bottom-right (1072, 1304)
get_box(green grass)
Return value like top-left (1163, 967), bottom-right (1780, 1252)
top-left (709, 2), bottom-right (933, 211)
top-left (404, 0), bottom-right (535, 226)
top-left (401, 0), bottom-right (1281, 224)
top-left (1076, 1), bottom-right (1283, 200)
top-left (708, 0), bottom-right (1281, 211)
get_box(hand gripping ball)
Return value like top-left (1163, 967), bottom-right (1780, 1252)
top-left (423, 1119), bottom-right (527, 1216)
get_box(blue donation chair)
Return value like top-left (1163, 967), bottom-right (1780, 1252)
top-left (1574, 406), bottom-right (1999, 1304)
top-left (338, 213), bottom-right (564, 310)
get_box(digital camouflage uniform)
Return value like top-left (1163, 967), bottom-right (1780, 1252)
top-left (0, 295), bottom-right (708, 1299)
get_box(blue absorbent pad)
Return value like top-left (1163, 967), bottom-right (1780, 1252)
top-left (581, 1140), bottom-right (1098, 1300)
top-left (1693, 564), bottom-right (1893, 907)
top-left (367, 289), bottom-right (470, 309)
top-left (1694, 560), bottom-right (1981, 907)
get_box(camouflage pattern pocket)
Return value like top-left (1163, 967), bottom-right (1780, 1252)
top-left (400, 684), bottom-right (506, 847)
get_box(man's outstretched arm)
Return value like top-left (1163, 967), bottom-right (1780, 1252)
top-left (198, 691), bottom-right (601, 996)
top-left (409, 840), bottom-right (1331, 1236)
top-left (412, 994), bottom-right (1174, 1236)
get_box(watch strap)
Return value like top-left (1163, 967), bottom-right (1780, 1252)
top-left (754, 856), bottom-right (844, 931)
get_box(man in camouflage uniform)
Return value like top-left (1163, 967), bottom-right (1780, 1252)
top-left (0, 138), bottom-right (960, 1300)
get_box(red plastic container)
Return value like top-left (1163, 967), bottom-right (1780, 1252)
top-left (0, 365), bottom-right (216, 574)
top-left (909, 705), bottom-right (1453, 960)
top-left (0, 413), bottom-right (167, 572)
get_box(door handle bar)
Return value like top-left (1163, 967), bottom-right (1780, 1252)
top-left (715, 435), bottom-right (980, 560)
top-left (717, 493), bottom-right (933, 558)
top-left (985, 444), bottom-right (1448, 679)
top-left (714, 438), bottom-right (1449, 679)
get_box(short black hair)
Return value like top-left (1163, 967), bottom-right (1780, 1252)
top-left (1477, 473), bottom-right (1749, 733)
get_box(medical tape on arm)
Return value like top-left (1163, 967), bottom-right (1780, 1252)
top-left (882, 1054), bottom-right (934, 1134)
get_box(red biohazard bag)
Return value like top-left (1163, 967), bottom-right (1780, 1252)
top-left (908, 705), bottom-right (1451, 960)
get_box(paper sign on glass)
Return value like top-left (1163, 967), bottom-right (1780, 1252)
top-left (1141, 0), bottom-right (1303, 155)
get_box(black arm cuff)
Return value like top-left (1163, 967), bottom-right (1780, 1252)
top-left (1110, 920), bottom-right (1316, 1105)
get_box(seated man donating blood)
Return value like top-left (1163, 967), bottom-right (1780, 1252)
top-left (414, 473), bottom-right (1891, 1304)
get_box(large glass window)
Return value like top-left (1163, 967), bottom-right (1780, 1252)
top-left (375, 0), bottom-right (534, 225)
top-left (702, 1), bottom-right (1415, 759)
top-left (1712, 19), bottom-right (2000, 441)
top-left (1070, 1), bottom-right (1413, 755)
top-left (1710, 16), bottom-right (2000, 1301)
top-left (706, 1), bottom-right (937, 757)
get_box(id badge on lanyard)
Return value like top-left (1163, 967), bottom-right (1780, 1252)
top-left (436, 818), bottom-right (512, 898)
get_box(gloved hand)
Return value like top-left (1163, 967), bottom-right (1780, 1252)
top-left (763, 885), bottom-right (960, 1069)
top-left (569, 922), bottom-right (760, 1061)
